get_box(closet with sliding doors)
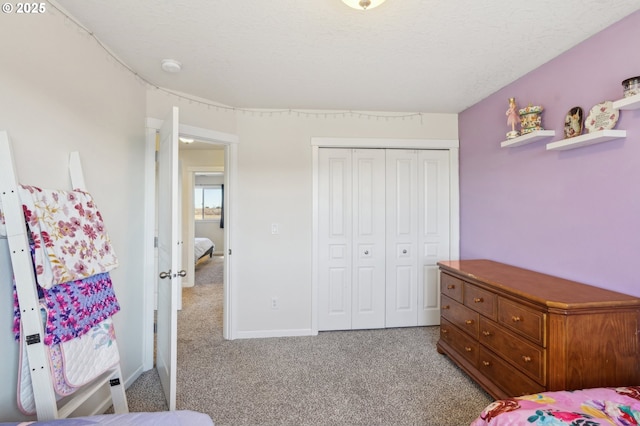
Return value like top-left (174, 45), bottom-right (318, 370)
top-left (318, 147), bottom-right (452, 331)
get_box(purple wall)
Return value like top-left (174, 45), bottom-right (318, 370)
top-left (458, 11), bottom-right (640, 296)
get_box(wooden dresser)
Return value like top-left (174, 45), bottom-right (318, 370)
top-left (436, 259), bottom-right (640, 400)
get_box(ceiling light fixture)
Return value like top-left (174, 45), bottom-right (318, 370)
top-left (161, 59), bottom-right (182, 73)
top-left (341, 0), bottom-right (386, 10)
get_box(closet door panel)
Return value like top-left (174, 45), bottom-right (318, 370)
top-left (421, 264), bottom-right (440, 323)
top-left (355, 266), bottom-right (375, 312)
top-left (418, 150), bottom-right (451, 325)
top-left (394, 265), bottom-right (414, 310)
top-left (319, 149), bottom-right (352, 330)
top-left (386, 150), bottom-right (419, 327)
top-left (328, 266), bottom-right (348, 313)
top-left (352, 149), bottom-right (385, 329)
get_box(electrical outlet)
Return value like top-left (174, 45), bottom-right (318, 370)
top-left (271, 297), bottom-right (278, 310)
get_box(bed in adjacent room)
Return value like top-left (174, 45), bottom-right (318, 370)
top-left (471, 387), bottom-right (640, 425)
top-left (194, 237), bottom-right (214, 263)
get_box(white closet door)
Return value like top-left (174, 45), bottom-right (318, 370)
top-left (318, 149), bottom-right (353, 330)
top-left (351, 149), bottom-right (386, 329)
top-left (385, 150), bottom-right (419, 327)
top-left (319, 147), bottom-right (450, 331)
top-left (417, 150), bottom-right (450, 326)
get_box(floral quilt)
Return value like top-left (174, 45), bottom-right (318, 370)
top-left (472, 387), bottom-right (640, 426)
top-left (19, 185), bottom-right (118, 289)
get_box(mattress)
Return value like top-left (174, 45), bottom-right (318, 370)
top-left (194, 238), bottom-right (214, 260)
top-left (0, 410), bottom-right (214, 426)
top-left (471, 386), bottom-right (640, 425)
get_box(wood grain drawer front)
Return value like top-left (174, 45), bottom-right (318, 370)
top-left (441, 295), bottom-right (479, 338)
top-left (464, 283), bottom-right (497, 320)
top-left (498, 297), bottom-right (546, 346)
top-left (478, 348), bottom-right (545, 397)
top-left (479, 318), bottom-right (546, 385)
top-left (440, 318), bottom-right (479, 366)
top-left (441, 273), bottom-right (463, 303)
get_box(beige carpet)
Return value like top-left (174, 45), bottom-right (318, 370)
top-left (123, 258), bottom-right (493, 425)
top-left (195, 255), bottom-right (224, 286)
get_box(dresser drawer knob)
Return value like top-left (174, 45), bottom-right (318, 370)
top-left (442, 329), bottom-right (448, 334)
top-left (447, 284), bottom-right (456, 289)
top-left (482, 330), bottom-right (492, 336)
top-left (465, 319), bottom-right (474, 325)
top-left (482, 361), bottom-right (491, 367)
top-left (521, 355), bottom-right (532, 363)
top-left (465, 346), bottom-right (472, 352)
top-left (442, 305), bottom-right (450, 310)
top-left (473, 297), bottom-right (483, 303)
top-left (511, 315), bottom-right (522, 322)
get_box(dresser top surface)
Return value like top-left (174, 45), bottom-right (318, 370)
top-left (438, 259), bottom-right (640, 309)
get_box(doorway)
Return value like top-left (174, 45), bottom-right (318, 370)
top-left (143, 117), bottom-right (239, 371)
top-left (184, 163), bottom-right (225, 287)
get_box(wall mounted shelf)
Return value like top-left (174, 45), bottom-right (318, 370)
top-left (612, 93), bottom-right (640, 110)
top-left (546, 129), bottom-right (626, 151)
top-left (500, 130), bottom-right (555, 148)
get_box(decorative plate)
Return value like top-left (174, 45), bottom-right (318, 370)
top-left (585, 101), bottom-right (619, 133)
top-left (564, 106), bottom-right (583, 139)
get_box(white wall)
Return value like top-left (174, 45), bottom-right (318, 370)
top-left (0, 8), bottom-right (146, 421)
top-left (233, 112), bottom-right (458, 336)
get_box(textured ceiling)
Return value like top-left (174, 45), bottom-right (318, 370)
top-left (54, 0), bottom-right (640, 114)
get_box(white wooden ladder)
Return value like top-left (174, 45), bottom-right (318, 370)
top-left (0, 130), bottom-right (128, 420)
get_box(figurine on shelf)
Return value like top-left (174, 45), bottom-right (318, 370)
top-left (506, 97), bottom-right (520, 139)
top-left (564, 106), bottom-right (583, 139)
top-left (519, 104), bottom-right (544, 135)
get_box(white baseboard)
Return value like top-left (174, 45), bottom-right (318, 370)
top-left (234, 328), bottom-right (318, 339)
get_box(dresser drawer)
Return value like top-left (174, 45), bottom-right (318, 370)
top-left (464, 283), bottom-right (497, 320)
top-left (440, 318), bottom-right (479, 367)
top-left (441, 294), bottom-right (479, 338)
top-left (498, 297), bottom-right (546, 346)
top-left (478, 347), bottom-right (545, 397)
top-left (441, 273), bottom-right (463, 303)
top-left (479, 317), bottom-right (546, 385)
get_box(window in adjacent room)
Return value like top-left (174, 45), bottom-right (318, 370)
top-left (194, 184), bottom-right (222, 221)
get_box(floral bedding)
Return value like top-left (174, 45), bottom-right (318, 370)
top-left (471, 387), bottom-right (640, 426)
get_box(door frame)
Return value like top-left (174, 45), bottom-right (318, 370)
top-left (143, 118), bottom-right (239, 369)
top-left (310, 137), bottom-right (460, 335)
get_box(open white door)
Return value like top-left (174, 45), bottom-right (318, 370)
top-left (156, 106), bottom-right (181, 410)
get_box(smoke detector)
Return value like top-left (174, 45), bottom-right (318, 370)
top-left (161, 59), bottom-right (182, 73)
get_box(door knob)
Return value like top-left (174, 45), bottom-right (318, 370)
top-left (159, 270), bottom-right (171, 279)
top-left (177, 270), bottom-right (187, 277)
